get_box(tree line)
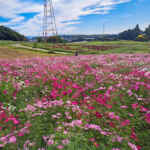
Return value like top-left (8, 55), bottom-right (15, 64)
top-left (118, 24), bottom-right (150, 41)
top-left (0, 24), bottom-right (150, 42)
top-left (0, 26), bottom-right (26, 41)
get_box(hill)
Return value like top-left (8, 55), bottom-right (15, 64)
top-left (0, 26), bottom-right (26, 41)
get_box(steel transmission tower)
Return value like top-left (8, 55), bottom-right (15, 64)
top-left (43, 0), bottom-right (58, 40)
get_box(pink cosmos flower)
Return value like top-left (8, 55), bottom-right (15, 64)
top-left (18, 132), bottom-right (24, 137)
top-left (5, 116), bottom-right (19, 125)
top-left (105, 104), bottom-right (112, 109)
top-left (63, 130), bottom-right (68, 134)
top-left (137, 145), bottom-right (142, 150)
top-left (67, 89), bottom-right (72, 94)
top-left (121, 120), bottom-right (130, 127)
top-left (0, 111), bottom-right (6, 120)
top-left (62, 139), bottom-right (69, 145)
top-left (25, 104), bottom-right (36, 112)
top-left (145, 113), bottom-right (150, 124)
top-left (72, 83), bottom-right (79, 89)
top-left (9, 136), bottom-right (16, 143)
top-left (72, 120), bottom-right (82, 127)
top-left (88, 106), bottom-right (95, 110)
top-left (13, 118), bottom-right (19, 125)
top-left (25, 122), bottom-right (32, 128)
top-left (120, 105), bottom-right (128, 109)
top-left (85, 124), bottom-right (101, 131)
top-left (62, 91), bottom-right (67, 96)
top-left (3, 90), bottom-right (7, 95)
top-left (108, 112), bottom-right (115, 119)
top-left (140, 106), bottom-right (148, 112)
top-left (112, 136), bottom-right (123, 143)
top-left (36, 101), bottom-right (43, 108)
top-left (127, 90), bottom-right (133, 96)
top-left (128, 113), bottom-right (134, 117)
top-left (89, 138), bottom-right (95, 142)
top-left (72, 101), bottom-right (78, 105)
top-left (0, 144), bottom-right (4, 147)
top-left (93, 142), bottom-right (99, 147)
top-left (132, 103), bottom-right (138, 110)
top-left (47, 139), bottom-right (54, 145)
top-left (108, 112), bottom-right (120, 120)
top-left (25, 80), bottom-right (30, 85)
top-left (128, 142), bottom-right (138, 150)
top-left (95, 112), bottom-right (102, 118)
top-left (134, 84), bottom-right (139, 91)
top-left (57, 145), bottom-right (64, 149)
top-left (130, 128), bottom-right (137, 141)
top-left (109, 122), bottom-right (115, 128)
top-left (0, 136), bottom-right (7, 143)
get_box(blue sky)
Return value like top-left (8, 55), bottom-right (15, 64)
top-left (0, 0), bottom-right (149, 36)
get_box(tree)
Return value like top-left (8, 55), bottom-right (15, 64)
top-left (119, 24), bottom-right (143, 41)
top-left (46, 36), bottom-right (65, 43)
top-left (145, 25), bottom-right (150, 40)
top-left (134, 24), bottom-right (141, 34)
top-left (136, 34), bottom-right (148, 41)
top-left (36, 37), bottom-right (43, 42)
top-left (0, 26), bottom-right (26, 41)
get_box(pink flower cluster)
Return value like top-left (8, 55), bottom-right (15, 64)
top-left (0, 54), bottom-right (150, 149)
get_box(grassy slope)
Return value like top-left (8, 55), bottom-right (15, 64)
top-left (0, 41), bottom-right (53, 59)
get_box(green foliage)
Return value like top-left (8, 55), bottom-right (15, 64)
top-left (33, 42), bottom-right (38, 48)
top-left (46, 36), bottom-right (66, 43)
top-left (36, 37), bottom-right (43, 43)
top-left (145, 25), bottom-right (150, 40)
top-left (136, 34), bottom-right (148, 41)
top-left (0, 26), bottom-right (27, 41)
top-left (119, 24), bottom-right (143, 41)
top-left (118, 24), bottom-right (150, 41)
top-left (21, 40), bottom-right (150, 55)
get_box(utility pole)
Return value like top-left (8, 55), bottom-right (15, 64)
top-left (43, 0), bottom-right (58, 41)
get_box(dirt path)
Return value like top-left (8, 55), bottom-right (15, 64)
top-left (12, 44), bottom-right (49, 52)
top-left (12, 44), bottom-right (69, 54)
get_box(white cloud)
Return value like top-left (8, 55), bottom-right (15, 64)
top-left (0, 0), bottom-right (131, 36)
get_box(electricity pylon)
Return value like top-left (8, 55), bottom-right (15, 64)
top-left (43, 0), bottom-right (58, 40)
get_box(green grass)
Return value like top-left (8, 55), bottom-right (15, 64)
top-left (97, 46), bottom-right (150, 54)
top-left (82, 40), bottom-right (149, 46)
top-left (21, 40), bottom-right (150, 55)
top-left (0, 40), bottom-right (150, 56)
top-left (0, 40), bottom-right (17, 46)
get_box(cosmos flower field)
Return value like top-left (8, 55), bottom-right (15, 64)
top-left (0, 54), bottom-right (150, 150)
